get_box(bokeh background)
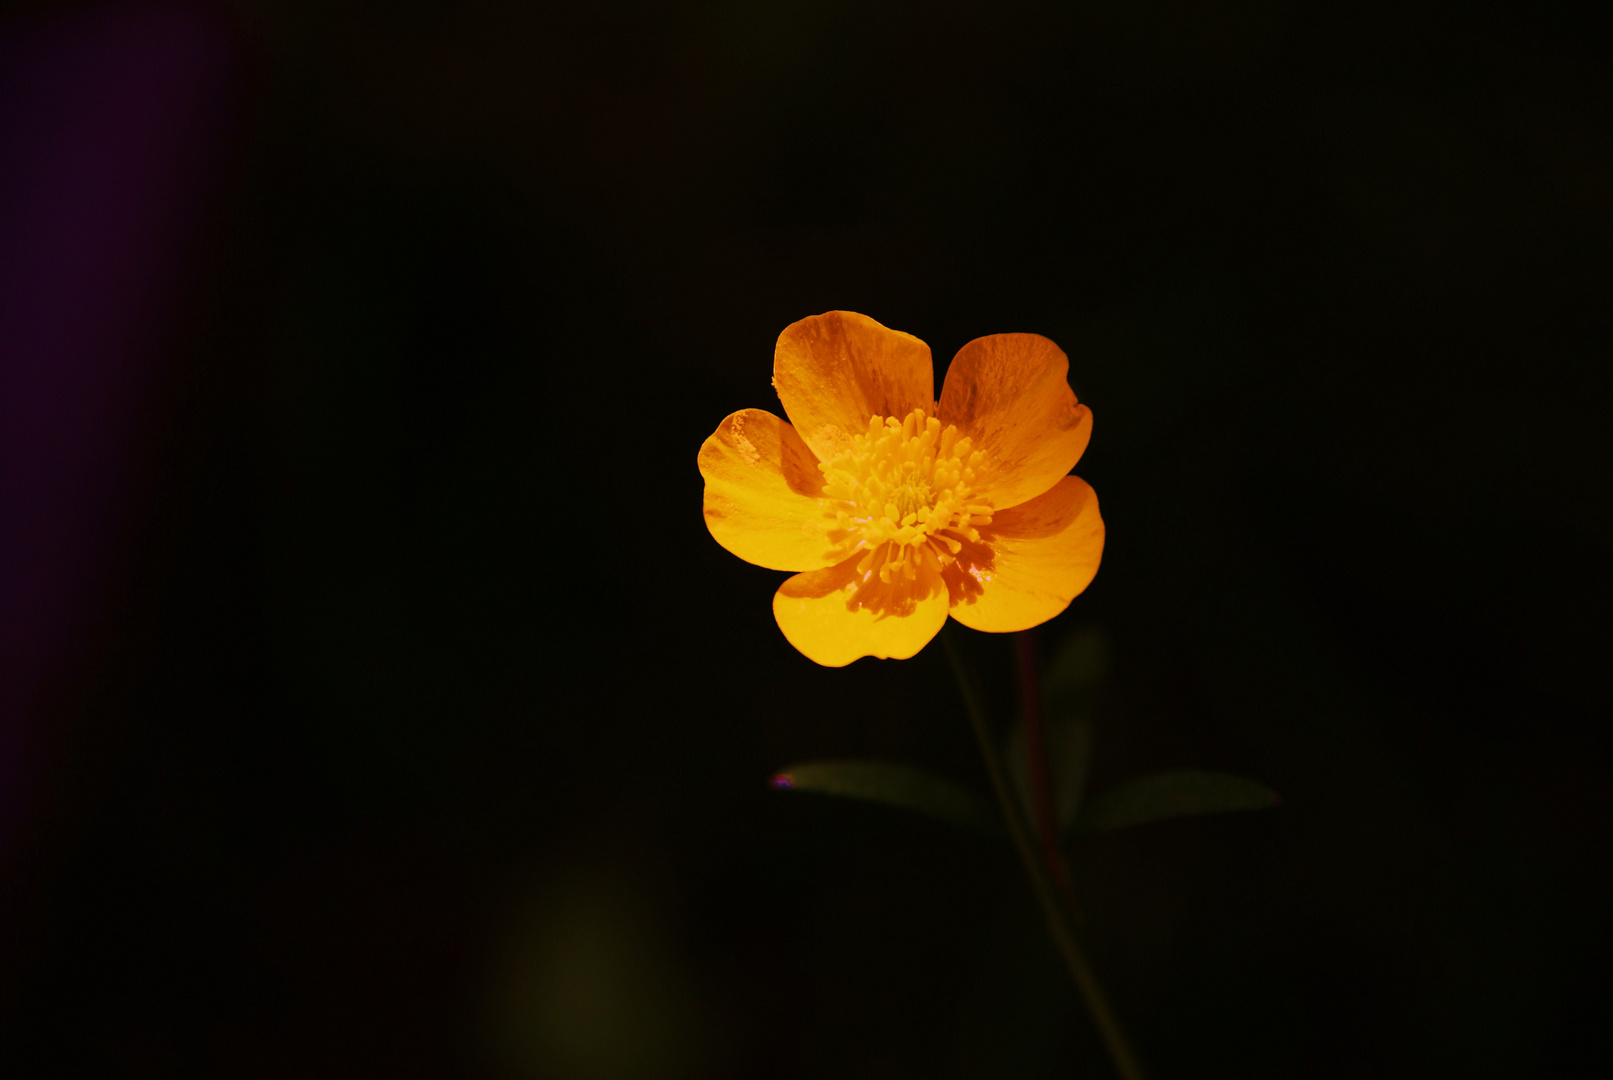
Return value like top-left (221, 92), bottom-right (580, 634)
top-left (3, 1), bottom-right (1609, 1077)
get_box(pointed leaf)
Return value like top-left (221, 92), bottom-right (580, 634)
top-left (1076, 770), bottom-right (1281, 833)
top-left (770, 759), bottom-right (1001, 835)
top-left (1042, 624), bottom-right (1110, 823)
top-left (1005, 709), bottom-right (1094, 834)
top-left (1052, 713), bottom-right (1093, 831)
top-left (1043, 624), bottom-right (1112, 716)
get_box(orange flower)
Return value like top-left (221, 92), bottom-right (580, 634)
top-left (699, 311), bottom-right (1104, 667)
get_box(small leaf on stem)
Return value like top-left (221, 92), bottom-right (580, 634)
top-left (1076, 770), bottom-right (1281, 833)
top-left (769, 759), bottom-right (1001, 835)
top-left (1041, 624), bottom-right (1111, 829)
top-left (1006, 711), bottom-right (1094, 834)
top-left (1043, 624), bottom-right (1111, 714)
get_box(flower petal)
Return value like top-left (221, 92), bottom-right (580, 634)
top-left (699, 409), bottom-right (835, 571)
top-left (773, 311), bottom-right (935, 461)
top-left (938, 333), bottom-right (1091, 510)
top-left (945, 476), bottom-right (1104, 633)
top-left (773, 554), bottom-right (951, 666)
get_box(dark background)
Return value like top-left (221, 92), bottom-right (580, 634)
top-left (2, 1), bottom-right (1609, 1077)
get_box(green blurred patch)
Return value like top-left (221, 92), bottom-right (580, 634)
top-left (485, 864), bottom-right (720, 1080)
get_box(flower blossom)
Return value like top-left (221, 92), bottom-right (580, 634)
top-left (699, 311), bottom-right (1104, 667)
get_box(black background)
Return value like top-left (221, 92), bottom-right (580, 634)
top-left (3, 1), bottom-right (1610, 1077)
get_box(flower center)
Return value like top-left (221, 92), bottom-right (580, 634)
top-left (817, 408), bottom-right (994, 586)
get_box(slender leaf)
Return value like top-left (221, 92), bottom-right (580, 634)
top-left (1005, 709), bottom-right (1093, 833)
top-left (1041, 624), bottom-right (1110, 828)
top-left (1076, 770), bottom-right (1281, 832)
top-left (770, 759), bottom-right (1001, 835)
top-left (1004, 720), bottom-right (1033, 824)
top-left (1043, 624), bottom-right (1112, 716)
top-left (1052, 713), bottom-right (1093, 831)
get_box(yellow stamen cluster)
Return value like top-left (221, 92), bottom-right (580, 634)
top-left (817, 408), bottom-right (993, 588)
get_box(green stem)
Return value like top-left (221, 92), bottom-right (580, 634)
top-left (942, 626), bottom-right (1147, 1080)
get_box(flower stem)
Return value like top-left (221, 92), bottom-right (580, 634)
top-left (942, 626), bottom-right (1147, 1080)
